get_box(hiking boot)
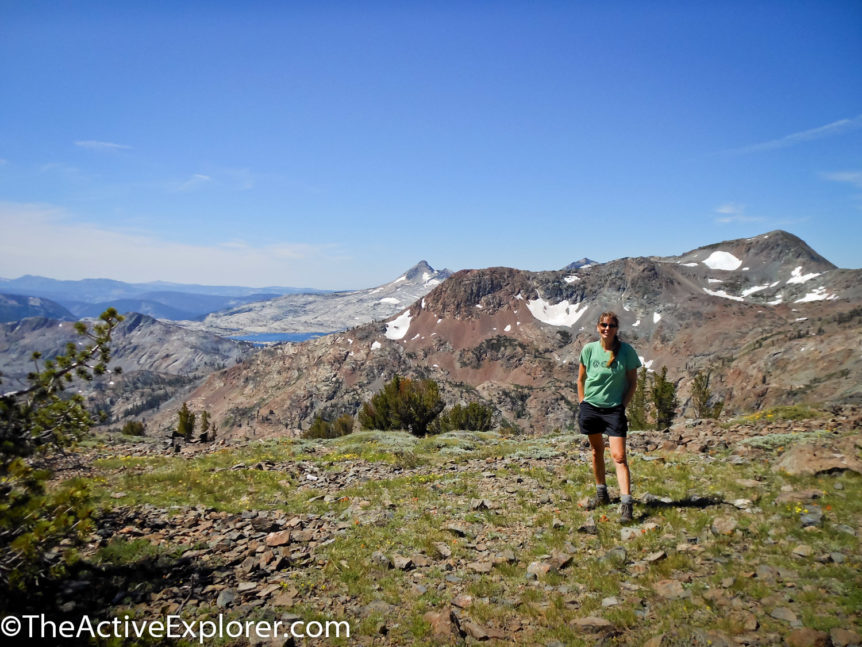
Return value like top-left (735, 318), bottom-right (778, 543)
top-left (619, 502), bottom-right (634, 523)
top-left (587, 488), bottom-right (611, 510)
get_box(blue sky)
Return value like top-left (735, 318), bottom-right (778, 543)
top-left (1, 1), bottom-right (860, 289)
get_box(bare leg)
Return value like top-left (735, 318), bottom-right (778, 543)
top-left (587, 433), bottom-right (606, 485)
top-left (609, 436), bottom-right (630, 496)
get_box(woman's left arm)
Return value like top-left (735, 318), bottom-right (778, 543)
top-left (622, 368), bottom-right (638, 407)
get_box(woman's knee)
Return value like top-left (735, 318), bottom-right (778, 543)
top-left (611, 450), bottom-right (627, 465)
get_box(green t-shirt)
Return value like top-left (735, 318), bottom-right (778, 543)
top-left (579, 340), bottom-right (642, 408)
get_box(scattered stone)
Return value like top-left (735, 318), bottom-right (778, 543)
top-left (216, 589), bottom-right (236, 608)
top-left (731, 498), bottom-right (753, 509)
top-left (491, 549), bottom-right (516, 565)
top-left (735, 478), bottom-right (762, 488)
top-left (601, 596), bottom-right (619, 607)
top-left (831, 627), bottom-right (862, 647)
top-left (792, 544), bottom-right (813, 558)
top-left (800, 505), bottom-right (824, 528)
top-left (433, 542), bottom-right (452, 558)
top-left (571, 616), bottom-right (615, 632)
top-left (467, 561), bottom-right (493, 574)
top-left (443, 522), bottom-right (472, 538)
top-left (834, 523), bottom-right (856, 536)
top-left (452, 594), bottom-right (473, 609)
top-left (692, 629), bottom-right (735, 647)
top-left (526, 561), bottom-right (551, 578)
top-left (774, 443), bottom-right (862, 476)
top-left (392, 555), bottom-right (413, 570)
top-left (265, 530), bottom-right (291, 547)
top-left (578, 516), bottom-right (598, 534)
top-left (549, 551), bottom-right (572, 571)
top-left (644, 550), bottom-right (667, 563)
top-left (775, 489), bottom-right (824, 504)
top-left (603, 546), bottom-right (627, 564)
top-left (652, 579), bottom-right (688, 600)
top-left (786, 628), bottom-right (830, 647)
top-left (711, 516), bottom-right (738, 536)
top-left (370, 551), bottom-right (392, 569)
top-left (770, 607), bottom-right (800, 626)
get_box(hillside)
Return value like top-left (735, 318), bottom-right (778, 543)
top-left (165, 231), bottom-right (862, 439)
top-left (17, 406), bottom-right (862, 646)
top-left (0, 313), bottom-right (254, 422)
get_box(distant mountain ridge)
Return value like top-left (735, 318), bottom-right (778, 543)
top-left (158, 230), bottom-right (862, 439)
top-left (0, 293), bottom-right (75, 323)
top-left (0, 275), bottom-right (331, 321)
top-left (177, 260), bottom-right (452, 336)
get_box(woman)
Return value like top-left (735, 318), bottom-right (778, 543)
top-left (577, 311), bottom-right (641, 522)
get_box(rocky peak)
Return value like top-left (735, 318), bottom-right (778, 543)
top-left (400, 260), bottom-right (445, 283)
top-left (563, 258), bottom-right (600, 271)
top-left (421, 267), bottom-right (537, 319)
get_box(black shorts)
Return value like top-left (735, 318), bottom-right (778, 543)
top-left (578, 401), bottom-right (628, 438)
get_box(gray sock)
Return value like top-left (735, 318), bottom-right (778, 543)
top-left (596, 484), bottom-right (608, 494)
top-left (621, 494), bottom-right (633, 504)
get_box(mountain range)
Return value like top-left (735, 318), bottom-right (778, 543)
top-left (151, 230), bottom-right (861, 439)
top-left (175, 260), bottom-right (452, 336)
top-left (0, 275), bottom-right (330, 321)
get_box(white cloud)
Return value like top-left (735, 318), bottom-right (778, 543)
top-left (173, 173), bottom-right (213, 192)
top-left (723, 114), bottom-right (862, 155)
top-left (0, 202), bottom-right (343, 286)
top-left (713, 203), bottom-right (763, 224)
top-left (75, 140), bottom-right (132, 152)
top-left (820, 171), bottom-right (862, 188)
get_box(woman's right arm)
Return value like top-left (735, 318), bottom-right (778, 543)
top-left (577, 363), bottom-right (587, 404)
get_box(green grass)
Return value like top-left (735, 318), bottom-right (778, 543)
top-left (64, 422), bottom-right (862, 645)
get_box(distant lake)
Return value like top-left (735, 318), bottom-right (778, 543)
top-left (229, 332), bottom-right (332, 346)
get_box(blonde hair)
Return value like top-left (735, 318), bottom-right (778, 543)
top-left (598, 312), bottom-right (621, 367)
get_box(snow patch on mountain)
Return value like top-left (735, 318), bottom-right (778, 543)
top-left (741, 284), bottom-right (770, 297)
top-left (704, 288), bottom-right (745, 302)
top-left (385, 310), bottom-right (412, 340)
top-left (527, 298), bottom-right (589, 327)
top-left (795, 287), bottom-right (837, 303)
top-left (787, 266), bottom-right (821, 284)
top-left (702, 251), bottom-right (743, 271)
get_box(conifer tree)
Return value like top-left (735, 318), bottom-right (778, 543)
top-left (691, 368), bottom-right (723, 419)
top-left (0, 308), bottom-right (122, 595)
top-left (627, 365), bottom-right (650, 430)
top-left (177, 402), bottom-right (195, 439)
top-left (199, 410), bottom-right (211, 440)
top-left (651, 366), bottom-right (678, 430)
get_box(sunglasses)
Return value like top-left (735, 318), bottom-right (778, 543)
top-left (599, 323), bottom-right (618, 329)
